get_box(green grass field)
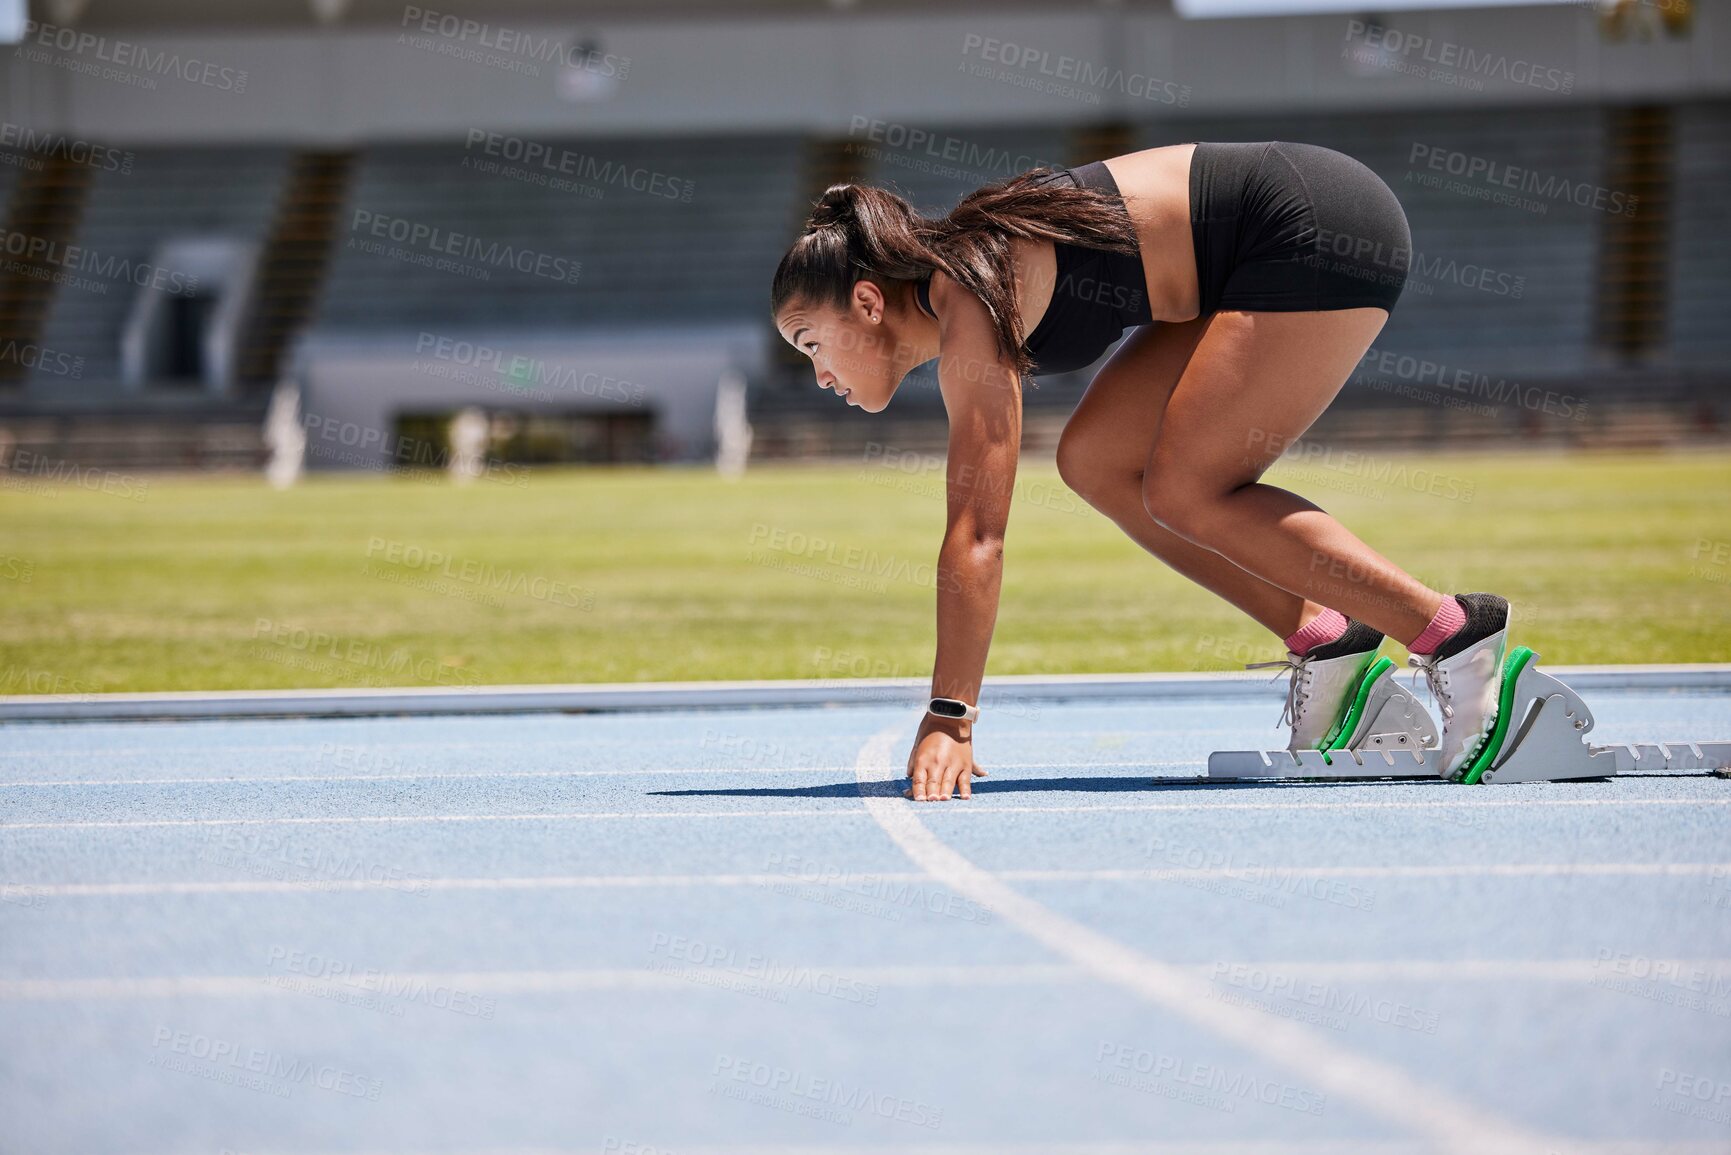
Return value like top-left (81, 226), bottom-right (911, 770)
top-left (2, 450), bottom-right (1728, 694)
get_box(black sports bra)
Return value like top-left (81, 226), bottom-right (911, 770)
top-left (914, 161), bottom-right (1154, 376)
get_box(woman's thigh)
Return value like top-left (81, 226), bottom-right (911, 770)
top-left (1146, 307), bottom-right (1388, 502)
top-left (1055, 312), bottom-right (1212, 495)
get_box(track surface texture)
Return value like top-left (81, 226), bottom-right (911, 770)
top-left (2, 683), bottom-right (1729, 1155)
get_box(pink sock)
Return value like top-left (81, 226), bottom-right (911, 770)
top-left (1408, 596), bottom-right (1465, 655)
top-left (1284, 608), bottom-right (1348, 656)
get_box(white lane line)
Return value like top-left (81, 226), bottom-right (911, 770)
top-left (14, 862), bottom-right (1728, 898)
top-left (7, 872), bottom-right (917, 896)
top-left (0, 964), bottom-right (1081, 1000)
top-left (6, 796), bottom-right (1726, 831)
top-left (1213, 959), bottom-right (1731, 983)
top-left (0, 810), bottom-right (873, 830)
top-left (13, 955), bottom-right (1731, 1004)
top-left (0, 760), bottom-right (1181, 788)
top-left (0, 728), bottom-right (1237, 760)
top-left (916, 799), bottom-right (1731, 813)
top-left (0, 738), bottom-right (882, 758)
top-left (10, 959), bottom-right (1724, 1001)
top-left (1006, 863), bottom-right (1731, 880)
top-left (105, 1144), bottom-right (1731, 1155)
top-left (851, 717), bottom-right (1573, 1155)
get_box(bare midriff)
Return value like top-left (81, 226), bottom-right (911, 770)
top-left (1101, 144), bottom-right (1201, 323)
top-left (1008, 143), bottom-right (1201, 336)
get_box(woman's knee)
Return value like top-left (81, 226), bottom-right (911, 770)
top-left (1056, 421), bottom-right (1132, 503)
top-left (1140, 457), bottom-right (1222, 544)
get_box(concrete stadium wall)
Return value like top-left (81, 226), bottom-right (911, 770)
top-left (0, 5), bottom-right (1725, 145)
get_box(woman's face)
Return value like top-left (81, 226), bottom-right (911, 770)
top-left (774, 280), bottom-right (904, 413)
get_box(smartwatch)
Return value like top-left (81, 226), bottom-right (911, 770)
top-left (927, 696), bottom-right (979, 723)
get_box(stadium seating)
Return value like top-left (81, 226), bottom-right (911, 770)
top-left (310, 133), bottom-right (806, 333)
top-left (1671, 101), bottom-right (1731, 369)
top-left (29, 147), bottom-right (290, 389)
top-left (0, 102), bottom-right (1726, 462)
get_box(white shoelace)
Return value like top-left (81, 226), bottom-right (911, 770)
top-left (1406, 652), bottom-right (1454, 719)
top-left (1245, 655), bottom-right (1311, 730)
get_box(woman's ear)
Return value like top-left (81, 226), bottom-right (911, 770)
top-left (852, 280), bottom-right (887, 323)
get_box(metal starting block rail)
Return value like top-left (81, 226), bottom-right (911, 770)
top-left (1208, 648), bottom-right (1731, 785)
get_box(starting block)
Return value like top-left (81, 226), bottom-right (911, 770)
top-left (1208, 647), bottom-right (1731, 785)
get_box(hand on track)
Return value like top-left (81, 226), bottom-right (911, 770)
top-left (905, 718), bottom-right (988, 801)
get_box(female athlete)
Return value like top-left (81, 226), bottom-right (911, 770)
top-left (770, 141), bottom-right (1510, 801)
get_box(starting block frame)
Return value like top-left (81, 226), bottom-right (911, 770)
top-left (1208, 647), bottom-right (1731, 785)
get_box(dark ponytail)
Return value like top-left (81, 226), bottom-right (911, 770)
top-left (771, 167), bottom-right (1140, 378)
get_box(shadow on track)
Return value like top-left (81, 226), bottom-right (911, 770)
top-left (648, 774), bottom-right (1452, 798)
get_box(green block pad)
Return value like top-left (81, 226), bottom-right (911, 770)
top-left (1322, 655), bottom-right (1394, 755)
top-left (1458, 645), bottom-right (1537, 785)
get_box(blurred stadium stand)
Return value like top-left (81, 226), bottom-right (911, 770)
top-left (1673, 101), bottom-right (1731, 372)
top-left (0, 1), bottom-right (1725, 471)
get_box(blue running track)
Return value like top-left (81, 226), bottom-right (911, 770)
top-left (2, 684), bottom-right (1729, 1154)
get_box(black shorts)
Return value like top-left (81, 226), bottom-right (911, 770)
top-left (1189, 141), bottom-right (1412, 315)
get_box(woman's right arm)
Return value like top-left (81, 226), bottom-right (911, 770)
top-left (905, 275), bottom-right (1024, 802)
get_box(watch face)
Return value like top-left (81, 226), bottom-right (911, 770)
top-left (930, 699), bottom-right (967, 718)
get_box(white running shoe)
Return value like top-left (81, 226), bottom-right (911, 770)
top-left (1248, 628), bottom-right (1383, 752)
top-left (1406, 594), bottom-right (1511, 779)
